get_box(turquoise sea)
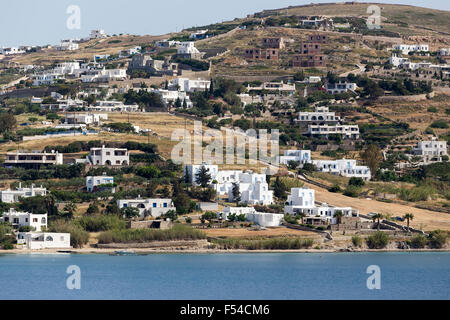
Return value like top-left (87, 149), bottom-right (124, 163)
top-left (0, 252), bottom-right (448, 300)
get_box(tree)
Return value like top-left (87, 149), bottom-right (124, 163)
top-left (0, 113), bottom-right (17, 134)
top-left (164, 210), bottom-right (178, 221)
top-left (360, 144), bottom-right (383, 178)
top-left (403, 213), bottom-right (414, 232)
top-left (201, 211), bottom-right (217, 223)
top-left (184, 166), bottom-right (191, 184)
top-left (86, 203), bottom-right (99, 215)
top-left (121, 207), bottom-right (140, 219)
top-left (231, 182), bottom-right (241, 203)
top-left (273, 177), bottom-right (287, 200)
top-left (348, 177), bottom-right (365, 187)
top-left (137, 165), bottom-right (160, 179)
top-left (195, 166), bottom-right (212, 188)
top-left (63, 202), bottom-right (77, 219)
top-left (372, 213), bottom-right (384, 231)
top-left (287, 160), bottom-right (299, 170)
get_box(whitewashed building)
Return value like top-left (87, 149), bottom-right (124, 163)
top-left (236, 171), bottom-right (273, 205)
top-left (86, 175), bottom-right (115, 192)
top-left (81, 69), bottom-right (127, 82)
top-left (1, 47), bottom-right (25, 55)
top-left (306, 124), bottom-right (360, 139)
top-left (0, 208), bottom-right (47, 231)
top-left (279, 150), bottom-right (311, 167)
top-left (0, 183), bottom-right (47, 203)
top-left (86, 146), bottom-right (129, 166)
top-left (247, 82), bottom-right (296, 94)
top-left (325, 82), bottom-right (357, 94)
top-left (312, 159), bottom-right (371, 180)
top-left (16, 232), bottom-right (71, 250)
top-left (412, 139), bottom-right (448, 163)
top-left (393, 44), bottom-right (429, 55)
top-left (296, 106), bottom-right (341, 125)
top-left (284, 187), bottom-right (356, 224)
top-left (64, 113), bottom-right (108, 125)
top-left (5, 150), bottom-right (64, 166)
top-left (117, 197), bottom-right (176, 217)
top-left (57, 40), bottom-right (79, 51)
top-left (169, 78), bottom-right (211, 92)
top-left (88, 101), bottom-right (139, 112)
top-left (184, 163), bottom-right (219, 186)
top-left (90, 29), bottom-right (107, 39)
top-left (221, 207), bottom-right (283, 227)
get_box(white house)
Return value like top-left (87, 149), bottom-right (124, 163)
top-left (0, 208), bottom-right (47, 231)
top-left (177, 42), bottom-right (201, 55)
top-left (236, 171), bottom-right (273, 205)
top-left (33, 72), bottom-right (65, 86)
top-left (325, 82), bottom-right (357, 94)
top-left (279, 150), bottom-right (311, 167)
top-left (86, 146), bottom-right (129, 166)
top-left (86, 175), bottom-right (115, 192)
top-left (169, 78), bottom-right (211, 92)
top-left (88, 101), bottom-right (139, 112)
top-left (81, 69), bottom-right (127, 83)
top-left (412, 138), bottom-right (447, 163)
top-left (57, 40), bottom-right (79, 51)
top-left (296, 106), bottom-right (341, 125)
top-left (247, 82), bottom-right (296, 95)
top-left (16, 232), bottom-right (71, 250)
top-left (312, 159), bottom-right (371, 180)
top-left (0, 183), bottom-right (47, 203)
top-left (64, 113), bottom-right (108, 125)
top-left (90, 29), bottom-right (107, 39)
top-left (117, 197), bottom-right (176, 217)
top-left (389, 54), bottom-right (410, 68)
top-left (1, 47), bottom-right (25, 55)
top-left (306, 124), bottom-right (360, 139)
top-left (153, 89), bottom-right (193, 108)
top-left (393, 44), bottom-right (429, 55)
top-left (221, 207), bottom-right (283, 227)
top-left (284, 187), bottom-right (356, 224)
top-left (53, 62), bottom-right (81, 75)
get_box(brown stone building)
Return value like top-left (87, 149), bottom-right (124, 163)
top-left (291, 33), bottom-right (327, 68)
top-left (261, 37), bottom-right (285, 49)
top-left (245, 48), bottom-right (279, 60)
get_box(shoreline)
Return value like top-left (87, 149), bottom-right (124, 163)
top-left (2, 247), bottom-right (450, 255)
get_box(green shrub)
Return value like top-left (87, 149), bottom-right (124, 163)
top-left (410, 234), bottom-right (427, 248)
top-left (430, 120), bottom-right (449, 129)
top-left (343, 185), bottom-right (360, 198)
top-left (74, 215), bottom-right (126, 232)
top-left (329, 184), bottom-right (342, 193)
top-left (2, 242), bottom-right (14, 250)
top-left (349, 177), bottom-right (365, 187)
top-left (428, 230), bottom-right (447, 249)
top-left (366, 231), bottom-right (390, 249)
top-left (211, 237), bottom-right (314, 250)
top-left (18, 225), bottom-right (35, 232)
top-left (352, 235), bottom-right (363, 247)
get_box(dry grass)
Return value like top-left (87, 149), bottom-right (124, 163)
top-left (204, 227), bottom-right (319, 239)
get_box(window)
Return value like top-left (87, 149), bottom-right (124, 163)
top-left (163, 203), bottom-right (168, 208)
top-left (153, 203), bottom-right (157, 208)
top-left (33, 218), bottom-right (38, 223)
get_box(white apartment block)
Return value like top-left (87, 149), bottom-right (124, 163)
top-left (17, 232), bottom-right (71, 250)
top-left (221, 207), bottom-right (283, 227)
top-left (81, 69), bottom-right (127, 82)
top-left (412, 139), bottom-right (448, 163)
top-left (0, 208), bottom-right (47, 231)
top-left (284, 187), bottom-right (356, 224)
top-left (88, 100), bottom-right (139, 112)
top-left (1, 47), bottom-right (25, 55)
top-left (247, 82), bottom-right (296, 94)
top-left (64, 113), bottom-right (108, 125)
top-left (86, 146), bottom-right (129, 166)
top-left (57, 40), bottom-right (79, 51)
top-left (153, 89), bottom-right (193, 108)
top-left (117, 198), bottom-right (176, 218)
top-left (86, 175), bottom-right (115, 192)
top-left (393, 44), bottom-right (429, 55)
top-left (297, 106), bottom-right (341, 125)
top-left (325, 82), bottom-right (358, 94)
top-left (169, 78), bottom-right (211, 92)
top-left (279, 150), bottom-right (312, 167)
top-left (312, 159), bottom-right (371, 180)
top-left (5, 150), bottom-right (63, 166)
top-left (0, 183), bottom-right (47, 203)
top-left (53, 62), bottom-right (81, 75)
top-left (33, 73), bottom-right (65, 86)
top-left (306, 124), bottom-right (360, 139)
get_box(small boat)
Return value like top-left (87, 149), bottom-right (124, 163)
top-left (110, 250), bottom-right (138, 256)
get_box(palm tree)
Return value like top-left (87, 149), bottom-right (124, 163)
top-left (63, 202), bottom-right (77, 219)
top-left (334, 210), bottom-right (344, 229)
top-left (372, 213), bottom-right (384, 231)
top-left (403, 213), bottom-right (414, 232)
